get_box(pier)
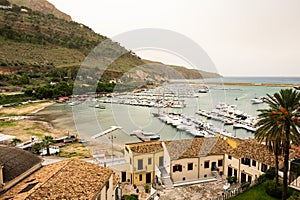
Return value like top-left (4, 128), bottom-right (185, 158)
top-left (130, 130), bottom-right (160, 142)
top-left (91, 126), bottom-right (122, 139)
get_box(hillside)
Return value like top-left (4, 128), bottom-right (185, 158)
top-left (8, 0), bottom-right (72, 21)
top-left (0, 1), bottom-right (221, 100)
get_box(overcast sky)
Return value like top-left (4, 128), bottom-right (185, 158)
top-left (49, 0), bottom-right (300, 77)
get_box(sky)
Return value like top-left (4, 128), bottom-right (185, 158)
top-left (48, 0), bottom-right (300, 77)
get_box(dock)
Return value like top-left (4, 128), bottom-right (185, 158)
top-left (91, 126), bottom-right (122, 139)
top-left (130, 130), bottom-right (160, 142)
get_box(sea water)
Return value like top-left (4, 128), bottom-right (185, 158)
top-left (37, 77), bottom-right (299, 147)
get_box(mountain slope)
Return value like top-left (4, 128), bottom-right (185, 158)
top-left (0, 2), bottom-right (221, 95)
top-left (8, 0), bottom-right (72, 21)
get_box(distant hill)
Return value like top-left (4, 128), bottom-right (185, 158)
top-left (8, 0), bottom-right (72, 21)
top-left (0, 1), bottom-right (221, 96)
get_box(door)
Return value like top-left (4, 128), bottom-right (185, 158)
top-left (122, 171), bottom-right (126, 182)
top-left (146, 172), bottom-right (151, 184)
top-left (248, 175), bottom-right (252, 183)
top-left (228, 167), bottom-right (233, 177)
top-left (159, 156), bottom-right (164, 167)
top-left (211, 162), bottom-right (217, 171)
top-left (241, 172), bottom-right (247, 183)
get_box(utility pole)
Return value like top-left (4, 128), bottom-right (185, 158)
top-left (109, 134), bottom-right (116, 164)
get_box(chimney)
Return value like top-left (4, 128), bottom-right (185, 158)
top-left (0, 165), bottom-right (3, 191)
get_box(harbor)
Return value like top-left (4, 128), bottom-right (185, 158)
top-left (37, 83), bottom-right (291, 146)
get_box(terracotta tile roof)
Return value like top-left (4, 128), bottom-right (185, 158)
top-left (291, 145), bottom-right (300, 158)
top-left (165, 138), bottom-right (232, 160)
top-left (1, 159), bottom-right (113, 200)
top-left (126, 141), bottom-right (163, 154)
top-left (0, 145), bottom-right (42, 184)
top-left (228, 139), bottom-right (281, 166)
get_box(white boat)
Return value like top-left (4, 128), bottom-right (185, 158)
top-left (251, 97), bottom-right (264, 104)
top-left (68, 101), bottom-right (80, 106)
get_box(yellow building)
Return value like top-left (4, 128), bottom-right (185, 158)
top-left (125, 141), bottom-right (164, 185)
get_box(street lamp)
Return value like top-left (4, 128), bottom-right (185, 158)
top-left (109, 134), bottom-right (116, 163)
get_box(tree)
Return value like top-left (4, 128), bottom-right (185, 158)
top-left (10, 138), bottom-right (22, 146)
top-left (255, 89), bottom-right (300, 200)
top-left (31, 142), bottom-right (43, 154)
top-left (255, 116), bottom-right (283, 185)
top-left (42, 136), bottom-right (54, 156)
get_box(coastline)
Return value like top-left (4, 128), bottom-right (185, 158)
top-left (170, 81), bottom-right (299, 87)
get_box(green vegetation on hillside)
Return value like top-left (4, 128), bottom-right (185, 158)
top-left (0, 2), bottom-right (221, 103)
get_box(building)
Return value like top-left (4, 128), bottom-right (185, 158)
top-left (225, 139), bottom-right (286, 183)
top-left (123, 137), bottom-right (288, 187)
top-left (124, 141), bottom-right (164, 185)
top-left (165, 137), bottom-right (232, 183)
top-left (1, 159), bottom-right (116, 199)
top-left (0, 145), bottom-right (42, 193)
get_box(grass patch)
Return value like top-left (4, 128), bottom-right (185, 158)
top-left (230, 183), bottom-right (280, 200)
top-left (25, 131), bottom-right (44, 138)
top-left (59, 142), bottom-right (91, 158)
top-left (0, 113), bottom-right (19, 117)
top-left (23, 124), bottom-right (45, 131)
top-left (0, 120), bottom-right (17, 127)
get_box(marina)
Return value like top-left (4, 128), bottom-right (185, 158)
top-left (37, 83), bottom-right (295, 146)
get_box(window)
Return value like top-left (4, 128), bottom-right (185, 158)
top-left (139, 174), bottom-right (143, 181)
top-left (188, 163), bottom-right (193, 170)
top-left (252, 160), bottom-right (256, 167)
top-left (148, 158), bottom-right (152, 165)
top-left (138, 159), bottom-right (143, 170)
top-left (234, 169), bottom-right (238, 177)
top-left (106, 181), bottom-right (109, 191)
top-left (130, 158), bottom-right (132, 164)
top-left (228, 155), bottom-right (232, 160)
top-left (261, 164), bottom-right (268, 172)
top-left (204, 161), bottom-right (209, 168)
top-left (241, 158), bottom-right (251, 166)
top-left (173, 164), bottom-right (182, 172)
top-left (218, 159), bottom-right (223, 167)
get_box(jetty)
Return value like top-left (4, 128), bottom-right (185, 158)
top-left (130, 130), bottom-right (160, 142)
top-left (91, 126), bottom-right (122, 139)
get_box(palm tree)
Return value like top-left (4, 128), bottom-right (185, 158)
top-left (31, 142), bottom-right (43, 154)
top-left (255, 89), bottom-right (300, 200)
top-left (255, 107), bottom-right (284, 185)
top-left (10, 138), bottom-right (22, 146)
top-left (42, 136), bottom-right (54, 156)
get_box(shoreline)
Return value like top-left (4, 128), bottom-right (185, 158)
top-left (170, 81), bottom-right (299, 87)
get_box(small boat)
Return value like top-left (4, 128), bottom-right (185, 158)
top-left (68, 101), bottom-right (80, 106)
top-left (294, 86), bottom-right (300, 90)
top-left (149, 135), bottom-right (160, 140)
top-left (94, 104), bottom-right (106, 109)
top-left (198, 87), bottom-right (209, 93)
top-left (251, 97), bottom-right (264, 104)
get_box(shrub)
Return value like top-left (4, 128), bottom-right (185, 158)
top-left (227, 176), bottom-right (237, 184)
top-left (264, 180), bottom-right (294, 199)
top-left (257, 174), bottom-right (266, 184)
top-left (241, 182), bottom-right (250, 190)
top-left (265, 167), bottom-right (276, 180)
top-left (123, 194), bottom-right (138, 200)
